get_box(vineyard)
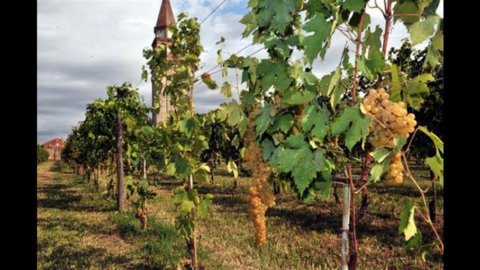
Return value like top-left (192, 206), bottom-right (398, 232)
top-left (38, 0), bottom-right (443, 269)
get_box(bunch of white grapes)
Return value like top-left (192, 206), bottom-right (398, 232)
top-left (244, 113), bottom-right (275, 245)
top-left (362, 88), bottom-right (417, 184)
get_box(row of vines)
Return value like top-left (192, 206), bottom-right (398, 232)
top-left (61, 0), bottom-right (444, 269)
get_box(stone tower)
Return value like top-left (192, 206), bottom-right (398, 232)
top-left (151, 0), bottom-right (175, 126)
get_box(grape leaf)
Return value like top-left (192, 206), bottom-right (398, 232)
top-left (282, 91), bottom-right (315, 106)
top-left (332, 107), bottom-right (371, 150)
top-left (358, 50), bottom-right (386, 81)
top-left (221, 82), bottom-right (232, 98)
top-left (256, 104), bottom-right (274, 138)
top-left (418, 126), bottom-right (443, 153)
top-left (302, 12), bottom-right (332, 64)
top-left (271, 0), bottom-right (296, 34)
top-left (313, 149), bottom-right (327, 172)
top-left (196, 194), bottom-right (213, 218)
top-left (399, 199), bottom-right (418, 241)
top-left (343, 0), bottom-right (366, 13)
top-left (409, 15), bottom-right (440, 45)
top-left (257, 60), bottom-right (292, 92)
top-left (270, 114), bottom-right (294, 133)
top-left (178, 117), bottom-right (199, 137)
top-left (369, 157), bottom-right (391, 183)
top-left (290, 148), bottom-right (316, 194)
top-left (284, 134), bottom-right (309, 149)
top-left (261, 138), bottom-right (275, 160)
top-left (363, 25), bottom-right (383, 58)
top-left (302, 105), bottom-right (330, 143)
top-left (393, 1), bottom-right (420, 25)
top-left (370, 147), bottom-right (391, 163)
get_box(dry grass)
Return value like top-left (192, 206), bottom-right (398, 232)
top-left (37, 161), bottom-right (443, 269)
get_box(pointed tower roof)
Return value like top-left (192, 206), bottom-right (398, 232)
top-left (155, 0), bottom-right (175, 29)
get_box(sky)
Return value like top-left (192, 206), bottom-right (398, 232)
top-left (37, 0), bottom-right (443, 144)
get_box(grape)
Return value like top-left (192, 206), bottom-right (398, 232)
top-left (362, 88), bottom-right (418, 184)
top-left (244, 113), bottom-right (275, 245)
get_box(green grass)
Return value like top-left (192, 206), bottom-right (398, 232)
top-left (113, 211), bottom-right (188, 268)
top-left (38, 161), bottom-right (443, 269)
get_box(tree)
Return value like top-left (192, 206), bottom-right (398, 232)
top-left (37, 144), bottom-right (49, 163)
top-left (143, 13), bottom-right (213, 269)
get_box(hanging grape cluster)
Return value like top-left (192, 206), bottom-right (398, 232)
top-left (244, 113), bottom-right (275, 245)
top-left (384, 152), bottom-right (405, 184)
top-left (362, 88), bottom-right (417, 184)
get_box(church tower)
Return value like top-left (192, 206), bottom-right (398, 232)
top-left (151, 0), bottom-right (175, 126)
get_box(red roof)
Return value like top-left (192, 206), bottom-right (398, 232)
top-left (42, 138), bottom-right (65, 149)
top-left (156, 0), bottom-right (175, 28)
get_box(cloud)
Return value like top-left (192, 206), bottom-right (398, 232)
top-left (38, 0), bottom-right (443, 143)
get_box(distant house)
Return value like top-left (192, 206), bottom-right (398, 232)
top-left (42, 138), bottom-right (65, 160)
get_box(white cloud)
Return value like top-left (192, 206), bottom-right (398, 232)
top-left (37, 0), bottom-right (443, 143)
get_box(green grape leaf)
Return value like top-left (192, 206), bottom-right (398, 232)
top-left (370, 147), bottom-right (391, 163)
top-left (332, 107), bottom-right (371, 151)
top-left (257, 60), bottom-right (292, 92)
top-left (313, 149), bottom-right (327, 172)
top-left (405, 231), bottom-right (423, 250)
top-left (343, 0), bottom-right (366, 13)
top-left (302, 12), bottom-right (332, 64)
top-left (197, 194), bottom-right (213, 219)
top-left (406, 74), bottom-right (433, 110)
top-left (291, 148), bottom-right (316, 194)
top-left (179, 200), bottom-right (194, 215)
top-left (418, 126), bottom-right (443, 153)
top-left (227, 160), bottom-right (239, 178)
top-left (221, 82), bottom-right (232, 98)
top-left (178, 117), bottom-right (199, 137)
top-left (282, 91), bottom-right (315, 106)
top-left (393, 1), bottom-right (420, 25)
top-left (390, 63), bottom-right (403, 102)
top-left (270, 114), bottom-right (294, 133)
top-left (369, 157), bottom-right (391, 183)
top-left (358, 50), bottom-right (386, 81)
top-left (174, 155), bottom-right (191, 178)
top-left (256, 104), bottom-right (274, 138)
top-left (399, 199), bottom-right (418, 241)
top-left (393, 137), bottom-right (407, 152)
top-left (302, 105), bottom-right (330, 143)
top-left (363, 25), bottom-right (383, 58)
top-left (330, 79), bottom-right (348, 110)
top-left (271, 0), bottom-right (296, 34)
top-left (284, 134), bottom-right (309, 149)
top-left (408, 15), bottom-right (440, 45)
top-left (327, 68), bottom-right (342, 96)
top-left (425, 154), bottom-right (443, 187)
top-left (261, 139), bottom-right (275, 160)
top-left (240, 12), bottom-right (257, 38)
top-left (218, 101), bottom-right (247, 127)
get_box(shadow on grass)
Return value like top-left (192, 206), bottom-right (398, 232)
top-left (37, 215), bottom-right (113, 235)
top-left (49, 161), bottom-right (69, 173)
top-left (369, 184), bottom-right (444, 199)
top-left (38, 244), bottom-right (130, 269)
top-left (267, 205), bottom-right (342, 234)
top-left (37, 181), bottom-right (115, 212)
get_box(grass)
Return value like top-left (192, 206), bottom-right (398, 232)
top-left (38, 161), bottom-right (443, 269)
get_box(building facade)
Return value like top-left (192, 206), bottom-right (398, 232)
top-left (42, 138), bottom-right (65, 160)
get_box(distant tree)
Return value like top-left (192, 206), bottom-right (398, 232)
top-left (37, 144), bottom-right (49, 163)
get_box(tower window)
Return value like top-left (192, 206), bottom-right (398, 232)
top-left (156, 29), bottom-right (165, 38)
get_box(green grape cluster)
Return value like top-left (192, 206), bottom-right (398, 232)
top-left (362, 88), bottom-right (417, 148)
